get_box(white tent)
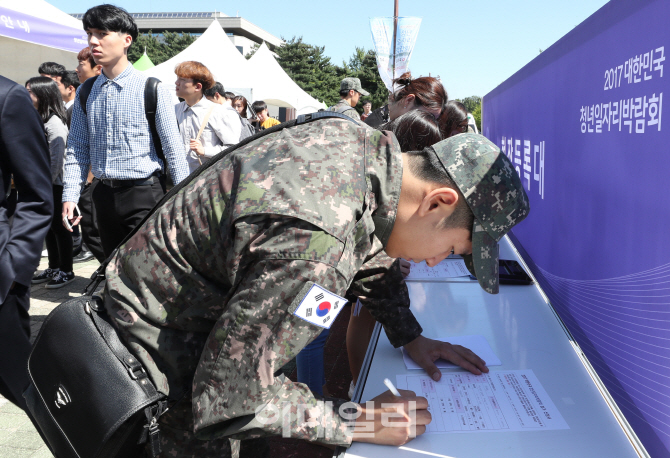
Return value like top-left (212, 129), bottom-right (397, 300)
top-left (144, 21), bottom-right (325, 117)
top-left (144, 20), bottom-right (254, 91)
top-left (0, 0), bottom-right (84, 83)
top-left (247, 42), bottom-right (326, 115)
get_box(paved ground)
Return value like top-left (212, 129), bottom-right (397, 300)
top-left (2, 256), bottom-right (354, 457)
top-left (0, 256), bottom-right (99, 457)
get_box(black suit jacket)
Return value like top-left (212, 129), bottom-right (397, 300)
top-left (0, 75), bottom-right (53, 301)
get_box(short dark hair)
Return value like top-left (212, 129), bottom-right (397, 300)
top-left (83, 4), bottom-right (138, 42)
top-left (25, 77), bottom-right (67, 123)
top-left (382, 110), bottom-right (443, 152)
top-left (77, 47), bottom-right (97, 68)
top-left (204, 81), bottom-right (224, 98)
top-left (223, 91), bottom-right (235, 101)
top-left (340, 89), bottom-right (352, 97)
top-left (439, 100), bottom-right (468, 138)
top-left (405, 149), bottom-right (474, 231)
top-left (38, 62), bottom-right (65, 77)
top-left (61, 70), bottom-right (80, 90)
top-left (252, 100), bottom-right (267, 113)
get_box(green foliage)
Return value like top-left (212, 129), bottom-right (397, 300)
top-left (344, 47), bottom-right (388, 112)
top-left (252, 37), bottom-right (386, 109)
top-left (274, 37), bottom-right (342, 106)
top-left (128, 31), bottom-right (196, 66)
top-left (457, 95), bottom-right (482, 132)
top-left (471, 103), bottom-right (482, 132)
top-left (245, 43), bottom-right (260, 59)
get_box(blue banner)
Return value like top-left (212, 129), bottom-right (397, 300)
top-left (0, 6), bottom-right (87, 53)
top-left (483, 0), bottom-right (670, 456)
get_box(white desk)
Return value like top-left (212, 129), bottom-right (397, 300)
top-left (338, 237), bottom-right (643, 458)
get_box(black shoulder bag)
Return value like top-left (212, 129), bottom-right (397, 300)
top-left (23, 111), bottom-right (358, 458)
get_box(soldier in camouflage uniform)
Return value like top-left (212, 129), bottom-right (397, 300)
top-left (327, 77), bottom-right (369, 120)
top-left (102, 118), bottom-right (529, 456)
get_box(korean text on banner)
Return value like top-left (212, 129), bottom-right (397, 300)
top-left (369, 17), bottom-right (422, 92)
top-left (0, 6), bottom-right (87, 53)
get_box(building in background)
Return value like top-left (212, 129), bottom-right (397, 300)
top-left (70, 11), bottom-right (282, 57)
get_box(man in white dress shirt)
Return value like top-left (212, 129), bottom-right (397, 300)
top-left (174, 61), bottom-right (241, 173)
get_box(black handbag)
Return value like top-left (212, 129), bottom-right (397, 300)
top-left (24, 295), bottom-right (167, 458)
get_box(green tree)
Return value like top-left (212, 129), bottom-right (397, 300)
top-left (457, 95), bottom-right (482, 132)
top-left (273, 36), bottom-right (341, 106)
top-left (345, 47), bottom-right (387, 112)
top-left (128, 31), bottom-right (196, 66)
top-left (245, 42), bottom-right (260, 59)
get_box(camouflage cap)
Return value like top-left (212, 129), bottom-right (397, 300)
top-left (341, 77), bottom-right (370, 96)
top-left (429, 133), bottom-right (530, 294)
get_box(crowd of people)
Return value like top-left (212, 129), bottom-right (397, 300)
top-left (0, 3), bottom-right (530, 458)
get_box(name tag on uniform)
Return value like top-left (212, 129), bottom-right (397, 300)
top-left (293, 284), bottom-right (347, 329)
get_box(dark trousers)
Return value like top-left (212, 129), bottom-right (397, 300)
top-left (0, 284), bottom-right (31, 410)
top-left (92, 177), bottom-right (165, 258)
top-left (45, 185), bottom-right (73, 273)
top-left (79, 179), bottom-right (105, 263)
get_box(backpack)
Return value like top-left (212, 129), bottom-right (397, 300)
top-left (328, 101), bottom-right (357, 115)
top-left (239, 116), bottom-right (256, 141)
top-left (78, 76), bottom-right (166, 175)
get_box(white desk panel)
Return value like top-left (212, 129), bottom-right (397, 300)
top-left (340, 237), bottom-right (640, 458)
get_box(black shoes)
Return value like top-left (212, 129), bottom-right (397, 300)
top-left (32, 268), bottom-right (60, 284)
top-left (45, 271), bottom-right (75, 289)
top-left (73, 250), bottom-right (95, 263)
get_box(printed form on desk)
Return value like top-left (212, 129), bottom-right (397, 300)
top-left (406, 257), bottom-right (471, 281)
top-left (397, 370), bottom-right (569, 433)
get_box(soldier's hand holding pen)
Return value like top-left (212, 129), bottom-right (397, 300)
top-left (352, 386), bottom-right (431, 446)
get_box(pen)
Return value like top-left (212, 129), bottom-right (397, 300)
top-left (384, 378), bottom-right (401, 396)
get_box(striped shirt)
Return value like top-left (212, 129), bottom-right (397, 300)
top-left (62, 64), bottom-right (189, 203)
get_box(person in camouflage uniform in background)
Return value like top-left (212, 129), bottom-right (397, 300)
top-left (327, 77), bottom-right (369, 120)
top-left (102, 115), bottom-right (529, 456)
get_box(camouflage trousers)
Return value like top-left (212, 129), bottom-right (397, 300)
top-left (145, 394), bottom-right (269, 458)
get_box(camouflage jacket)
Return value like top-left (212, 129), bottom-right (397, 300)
top-left (327, 99), bottom-right (360, 120)
top-left (103, 118), bottom-right (418, 447)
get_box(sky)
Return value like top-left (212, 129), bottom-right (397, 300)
top-left (50, 0), bottom-right (610, 100)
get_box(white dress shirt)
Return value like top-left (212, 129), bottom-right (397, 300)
top-left (175, 97), bottom-right (242, 172)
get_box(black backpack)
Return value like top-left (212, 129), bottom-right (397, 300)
top-left (78, 76), bottom-right (166, 175)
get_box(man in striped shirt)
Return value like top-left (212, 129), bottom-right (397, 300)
top-left (62, 4), bottom-right (189, 257)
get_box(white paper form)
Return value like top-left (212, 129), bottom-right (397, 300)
top-left (401, 335), bottom-right (501, 370)
top-left (396, 370), bottom-right (569, 433)
top-left (406, 258), bottom-right (471, 281)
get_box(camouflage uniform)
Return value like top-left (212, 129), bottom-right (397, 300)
top-left (102, 118), bottom-right (414, 455)
top-left (327, 99), bottom-right (361, 121)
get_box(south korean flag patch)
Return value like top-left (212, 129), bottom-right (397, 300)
top-left (292, 283), bottom-right (347, 329)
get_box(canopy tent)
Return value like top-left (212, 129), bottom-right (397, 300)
top-left (0, 0), bottom-right (85, 83)
top-left (143, 20), bottom-right (325, 116)
top-left (133, 51), bottom-right (155, 71)
top-left (247, 42), bottom-right (325, 115)
top-left (144, 20), bottom-right (253, 91)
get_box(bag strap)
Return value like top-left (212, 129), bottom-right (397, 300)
top-left (195, 105), bottom-right (215, 142)
top-left (329, 102), bottom-right (355, 115)
top-left (78, 76), bottom-right (99, 115)
top-left (193, 104), bottom-right (216, 166)
top-left (144, 77), bottom-right (165, 175)
top-left (85, 299), bottom-right (168, 455)
top-left (84, 111), bottom-right (359, 295)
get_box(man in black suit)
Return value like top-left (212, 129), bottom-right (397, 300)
top-left (0, 75), bottom-right (53, 409)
